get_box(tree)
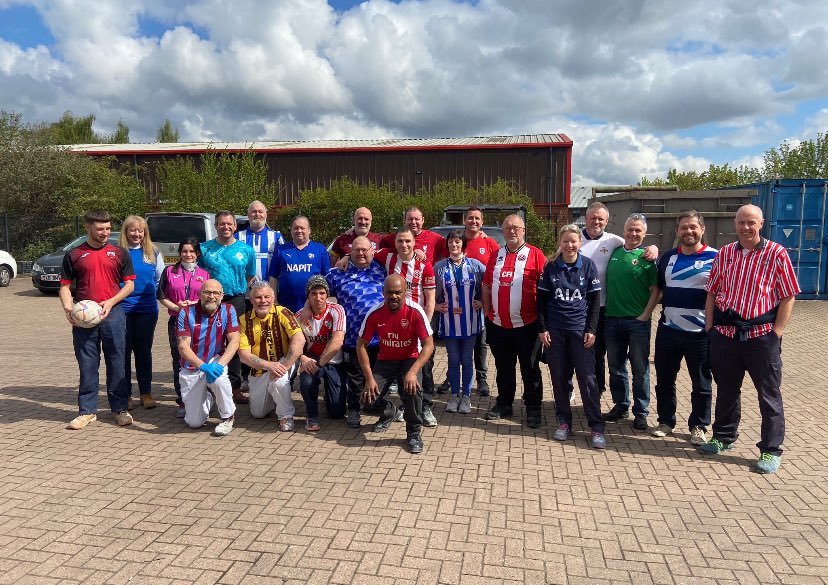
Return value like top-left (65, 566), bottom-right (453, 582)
top-left (640, 163), bottom-right (762, 190)
top-left (763, 132), bottom-right (828, 179)
top-left (156, 119), bottom-right (180, 143)
top-left (106, 120), bottom-right (130, 144)
top-left (48, 111), bottom-right (98, 144)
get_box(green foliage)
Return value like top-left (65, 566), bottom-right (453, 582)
top-left (49, 111), bottom-right (98, 144)
top-left (291, 178), bottom-right (559, 255)
top-left (156, 119), bottom-right (180, 143)
top-left (106, 120), bottom-right (130, 144)
top-left (155, 149), bottom-right (279, 215)
top-left (764, 132), bottom-right (828, 179)
top-left (0, 110), bottom-right (145, 258)
top-left (640, 132), bottom-right (828, 188)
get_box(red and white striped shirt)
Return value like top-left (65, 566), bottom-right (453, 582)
top-left (296, 300), bottom-right (347, 364)
top-left (707, 238), bottom-right (800, 339)
top-left (374, 248), bottom-right (435, 307)
top-left (484, 243), bottom-right (546, 328)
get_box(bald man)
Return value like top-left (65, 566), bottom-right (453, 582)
top-left (700, 204), bottom-right (800, 474)
top-left (329, 207), bottom-right (384, 265)
top-left (357, 274), bottom-right (434, 454)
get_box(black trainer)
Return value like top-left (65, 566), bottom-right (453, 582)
top-left (486, 403), bottom-right (513, 420)
top-left (406, 433), bottom-right (424, 454)
top-left (632, 414), bottom-right (648, 430)
top-left (436, 380), bottom-right (450, 395)
top-left (603, 405), bottom-right (629, 422)
top-left (372, 405), bottom-right (398, 432)
top-left (477, 379), bottom-right (490, 397)
top-left (346, 409), bottom-right (361, 429)
top-left (526, 407), bottom-right (542, 429)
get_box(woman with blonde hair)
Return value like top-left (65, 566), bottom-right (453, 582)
top-left (119, 215), bottom-right (164, 409)
top-left (537, 224), bottom-right (606, 448)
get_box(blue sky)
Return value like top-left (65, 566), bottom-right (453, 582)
top-left (1, 0), bottom-right (826, 185)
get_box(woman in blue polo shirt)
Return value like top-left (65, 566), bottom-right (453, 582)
top-left (537, 224), bottom-right (605, 448)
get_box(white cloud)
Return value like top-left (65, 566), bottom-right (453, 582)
top-left (1, 0), bottom-right (827, 183)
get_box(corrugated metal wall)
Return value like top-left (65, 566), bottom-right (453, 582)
top-left (116, 146), bottom-right (570, 215)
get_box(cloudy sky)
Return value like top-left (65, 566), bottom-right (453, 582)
top-left (1, 0), bottom-right (827, 185)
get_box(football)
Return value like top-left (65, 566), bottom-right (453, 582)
top-left (71, 300), bottom-right (104, 328)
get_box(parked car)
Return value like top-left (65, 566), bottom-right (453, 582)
top-left (428, 204), bottom-right (527, 247)
top-left (31, 233), bottom-right (120, 294)
top-left (145, 212), bottom-right (250, 265)
top-left (0, 250), bottom-right (17, 287)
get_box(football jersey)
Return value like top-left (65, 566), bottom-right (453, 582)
top-left (580, 230), bottom-right (624, 307)
top-left (433, 257), bottom-right (486, 338)
top-left (268, 241), bottom-right (331, 313)
top-left (359, 299), bottom-right (433, 361)
top-left (198, 239), bottom-right (256, 296)
top-left (235, 226), bottom-right (284, 282)
top-left (379, 229), bottom-right (447, 264)
top-left (331, 231), bottom-right (384, 258)
top-left (326, 261), bottom-right (386, 348)
top-left (177, 303), bottom-right (239, 371)
top-left (537, 253), bottom-right (601, 331)
top-left (605, 247), bottom-right (657, 318)
top-left (464, 234), bottom-right (501, 267)
top-left (239, 305), bottom-right (303, 376)
top-left (658, 246), bottom-right (718, 333)
top-left (374, 248), bottom-right (435, 307)
top-left (484, 243), bottom-right (546, 328)
top-left (295, 300), bottom-right (346, 364)
top-left (61, 242), bottom-right (135, 304)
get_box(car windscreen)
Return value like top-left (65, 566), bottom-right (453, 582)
top-left (147, 216), bottom-right (208, 242)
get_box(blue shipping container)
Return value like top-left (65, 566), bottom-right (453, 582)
top-left (730, 179), bottom-right (828, 299)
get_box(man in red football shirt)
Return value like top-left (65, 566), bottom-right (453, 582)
top-left (329, 207), bottom-right (384, 265)
top-left (379, 206), bottom-right (447, 264)
top-left (483, 214), bottom-right (546, 428)
top-left (357, 274), bottom-right (434, 454)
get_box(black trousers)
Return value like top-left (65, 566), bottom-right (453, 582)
top-left (546, 328), bottom-right (604, 432)
top-left (654, 323), bottom-right (712, 431)
top-left (486, 319), bottom-right (543, 409)
top-left (343, 345), bottom-right (379, 412)
top-left (374, 358), bottom-right (423, 435)
top-left (223, 294), bottom-right (246, 391)
top-left (593, 307), bottom-right (607, 392)
top-left (708, 329), bottom-right (785, 456)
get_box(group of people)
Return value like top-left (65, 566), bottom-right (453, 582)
top-left (59, 200), bottom-right (799, 472)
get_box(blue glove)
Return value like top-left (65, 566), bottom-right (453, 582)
top-left (199, 363), bottom-right (225, 384)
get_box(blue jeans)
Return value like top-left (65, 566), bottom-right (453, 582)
top-left (73, 303), bottom-right (129, 414)
top-left (299, 363), bottom-right (347, 419)
top-left (444, 336), bottom-right (476, 396)
top-left (605, 317), bottom-right (651, 416)
top-left (125, 311), bottom-right (158, 396)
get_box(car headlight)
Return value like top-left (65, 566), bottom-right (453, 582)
top-left (32, 263), bottom-right (43, 273)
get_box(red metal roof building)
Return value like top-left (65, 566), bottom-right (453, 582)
top-left (69, 134), bottom-right (572, 219)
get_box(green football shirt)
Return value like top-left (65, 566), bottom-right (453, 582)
top-left (605, 247), bottom-right (657, 318)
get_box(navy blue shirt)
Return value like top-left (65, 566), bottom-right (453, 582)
top-left (537, 253), bottom-right (601, 331)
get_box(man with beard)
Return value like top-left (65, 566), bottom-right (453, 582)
top-left (699, 204), bottom-right (800, 474)
top-left (650, 211), bottom-right (717, 446)
top-left (358, 274), bottom-right (435, 454)
top-left (176, 279), bottom-right (240, 436)
top-left (238, 282), bottom-right (305, 432)
top-left (235, 200), bottom-right (284, 285)
top-left (198, 211), bottom-right (256, 404)
top-left (268, 215), bottom-right (330, 313)
top-left (329, 207), bottom-right (384, 265)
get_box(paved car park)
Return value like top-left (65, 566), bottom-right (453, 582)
top-left (1, 276), bottom-right (826, 584)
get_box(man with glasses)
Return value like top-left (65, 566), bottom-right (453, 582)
top-left (483, 215), bottom-right (546, 428)
top-left (176, 279), bottom-right (240, 436)
top-left (603, 214), bottom-right (660, 430)
top-left (326, 236), bottom-right (387, 429)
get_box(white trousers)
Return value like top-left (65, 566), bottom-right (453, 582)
top-left (179, 363), bottom-right (235, 428)
top-left (248, 364), bottom-right (296, 419)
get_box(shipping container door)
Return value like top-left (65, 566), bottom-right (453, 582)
top-left (764, 181), bottom-right (828, 296)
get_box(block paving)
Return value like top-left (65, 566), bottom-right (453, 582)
top-left (1, 278), bottom-right (826, 584)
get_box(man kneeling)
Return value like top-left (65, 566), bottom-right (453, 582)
top-left (176, 279), bottom-right (240, 436)
top-left (239, 282), bottom-right (305, 431)
top-left (357, 274), bottom-right (434, 454)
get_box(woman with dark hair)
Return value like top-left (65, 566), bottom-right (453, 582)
top-left (433, 229), bottom-right (486, 414)
top-left (158, 237), bottom-right (210, 417)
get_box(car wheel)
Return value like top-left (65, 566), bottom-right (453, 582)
top-left (0, 265), bottom-right (11, 287)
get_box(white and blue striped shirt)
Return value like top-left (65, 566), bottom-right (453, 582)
top-left (235, 226), bottom-right (284, 282)
top-left (434, 257), bottom-right (486, 338)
